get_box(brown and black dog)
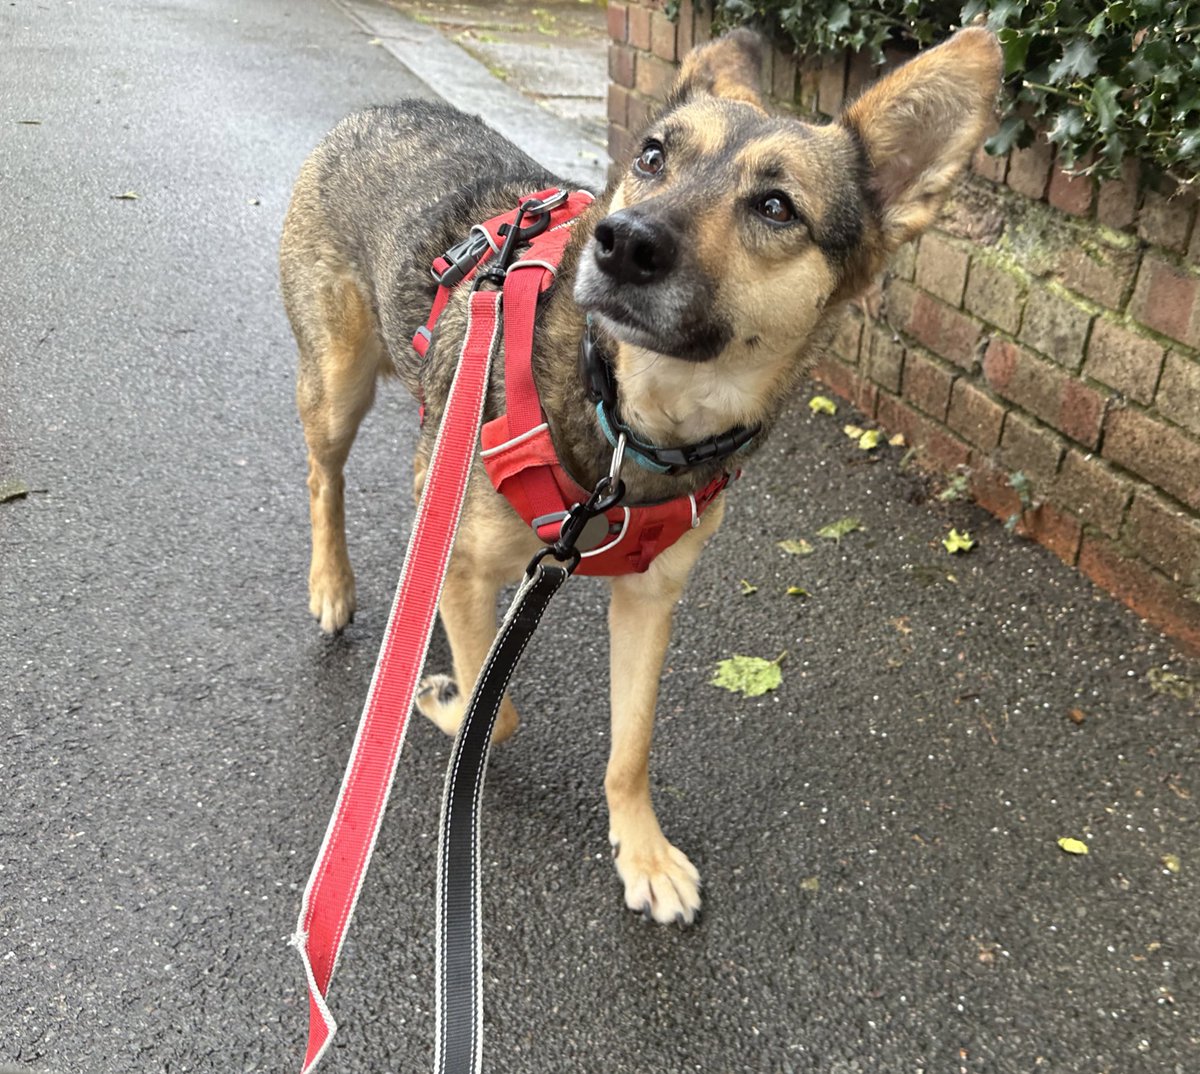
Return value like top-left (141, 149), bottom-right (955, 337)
top-left (280, 28), bottom-right (1001, 924)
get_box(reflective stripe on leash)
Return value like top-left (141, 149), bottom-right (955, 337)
top-left (291, 289), bottom-right (502, 1073)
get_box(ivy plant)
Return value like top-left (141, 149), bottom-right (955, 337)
top-left (704, 0), bottom-right (1200, 182)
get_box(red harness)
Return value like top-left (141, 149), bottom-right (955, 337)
top-left (413, 188), bottom-right (728, 576)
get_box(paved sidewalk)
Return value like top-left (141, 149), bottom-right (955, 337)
top-left (2, 2), bottom-right (1198, 1073)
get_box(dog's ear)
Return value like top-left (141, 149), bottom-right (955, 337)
top-left (668, 28), bottom-right (766, 111)
top-left (841, 28), bottom-right (1002, 250)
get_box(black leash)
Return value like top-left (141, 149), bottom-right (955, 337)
top-left (434, 463), bottom-right (626, 1074)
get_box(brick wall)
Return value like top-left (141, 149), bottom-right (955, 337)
top-left (608, 0), bottom-right (1200, 655)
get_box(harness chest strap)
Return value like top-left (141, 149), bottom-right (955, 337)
top-left (435, 196), bottom-right (729, 575)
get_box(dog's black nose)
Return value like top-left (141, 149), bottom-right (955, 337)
top-left (593, 210), bottom-right (679, 285)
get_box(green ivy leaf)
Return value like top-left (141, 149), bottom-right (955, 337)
top-left (1091, 76), bottom-right (1121, 133)
top-left (817, 517), bottom-right (863, 542)
top-left (1049, 38), bottom-right (1099, 82)
top-left (985, 114), bottom-right (1030, 156)
top-left (710, 653), bottom-right (786, 698)
top-left (997, 27), bottom-right (1034, 74)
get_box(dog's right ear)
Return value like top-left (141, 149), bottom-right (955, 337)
top-left (667, 29), bottom-right (766, 112)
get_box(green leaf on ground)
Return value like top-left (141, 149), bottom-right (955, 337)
top-left (1058, 837), bottom-right (1089, 856)
top-left (739, 578), bottom-right (758, 596)
top-left (710, 652), bottom-right (786, 698)
top-left (786, 586), bottom-right (810, 598)
top-left (808, 395), bottom-right (838, 415)
top-left (777, 539), bottom-right (814, 556)
top-left (943, 528), bottom-right (976, 554)
top-left (817, 517), bottom-right (863, 542)
top-left (112, 191), bottom-right (140, 200)
top-left (0, 479), bottom-right (30, 503)
top-left (858, 429), bottom-right (883, 451)
top-left (1147, 668), bottom-right (1195, 700)
top-left (843, 424), bottom-right (864, 439)
top-left (799, 876), bottom-right (820, 892)
top-left (1162, 853), bottom-right (1181, 874)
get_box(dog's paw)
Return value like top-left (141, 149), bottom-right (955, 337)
top-left (309, 564), bottom-right (356, 634)
top-left (611, 832), bottom-right (702, 926)
top-left (416, 674), bottom-right (519, 743)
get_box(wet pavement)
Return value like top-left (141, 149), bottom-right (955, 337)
top-left (2, 1), bottom-right (1198, 1072)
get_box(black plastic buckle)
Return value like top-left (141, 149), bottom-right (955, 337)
top-left (433, 229), bottom-right (493, 289)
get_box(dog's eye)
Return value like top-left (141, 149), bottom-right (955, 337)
top-left (755, 192), bottom-right (797, 224)
top-left (634, 142), bottom-right (666, 177)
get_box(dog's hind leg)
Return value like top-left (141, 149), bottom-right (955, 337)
top-left (293, 272), bottom-right (384, 634)
top-left (605, 496), bottom-right (725, 925)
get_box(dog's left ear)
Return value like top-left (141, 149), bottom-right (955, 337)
top-left (668, 28), bottom-right (766, 111)
top-left (841, 28), bottom-right (1002, 250)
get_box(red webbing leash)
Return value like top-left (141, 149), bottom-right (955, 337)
top-left (290, 287), bottom-right (502, 1073)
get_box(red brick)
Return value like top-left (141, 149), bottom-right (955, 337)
top-left (675, 0), bottom-right (694, 55)
top-left (833, 309), bottom-right (864, 364)
top-left (915, 233), bottom-right (969, 307)
top-left (890, 240), bottom-right (917, 282)
top-left (1023, 502), bottom-right (1084, 565)
top-left (1056, 243), bottom-right (1138, 311)
top-left (1000, 410), bottom-right (1064, 481)
top-left (947, 379), bottom-right (1006, 451)
top-left (628, 5), bottom-right (651, 50)
top-left (1097, 158), bottom-right (1140, 231)
top-left (607, 84), bottom-right (630, 127)
top-left (1138, 188), bottom-right (1196, 256)
top-left (1103, 407), bottom-right (1200, 512)
top-left (1084, 318), bottom-right (1165, 404)
top-left (816, 53), bottom-right (846, 116)
top-left (650, 11), bottom-right (677, 61)
top-left (863, 323), bottom-right (904, 393)
top-left (626, 91), bottom-right (657, 134)
top-left (1007, 134), bottom-right (1053, 201)
top-left (875, 392), bottom-right (971, 470)
top-left (970, 463), bottom-right (1023, 521)
top-left (1156, 352), bottom-right (1200, 437)
top-left (635, 54), bottom-right (675, 99)
top-left (1129, 256), bottom-right (1200, 350)
top-left (1019, 286), bottom-right (1092, 370)
top-left (813, 356), bottom-right (856, 404)
top-left (609, 43), bottom-right (636, 88)
top-left (771, 47), bottom-right (797, 102)
top-left (1078, 537), bottom-right (1200, 657)
top-left (964, 259), bottom-right (1024, 335)
top-left (608, 1), bottom-right (629, 43)
top-left (1047, 162), bottom-right (1095, 217)
top-left (853, 373), bottom-right (880, 419)
top-left (607, 123), bottom-right (634, 168)
top-left (973, 144), bottom-right (1008, 185)
top-left (902, 348), bottom-right (956, 420)
top-left (844, 50), bottom-right (874, 102)
top-left (1125, 492), bottom-right (1200, 588)
top-left (1060, 378), bottom-right (1106, 449)
top-left (905, 292), bottom-right (982, 369)
top-left (982, 338), bottom-right (1105, 448)
top-left (1055, 450), bottom-right (1131, 538)
top-left (797, 57), bottom-right (820, 114)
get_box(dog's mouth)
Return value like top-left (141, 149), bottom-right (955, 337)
top-left (573, 249), bottom-right (730, 363)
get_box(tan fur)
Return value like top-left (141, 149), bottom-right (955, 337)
top-left (281, 29), bottom-right (1001, 924)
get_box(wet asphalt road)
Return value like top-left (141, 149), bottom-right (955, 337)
top-left (2, 2), bottom-right (1199, 1073)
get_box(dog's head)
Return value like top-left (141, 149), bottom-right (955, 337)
top-left (574, 27), bottom-right (1000, 406)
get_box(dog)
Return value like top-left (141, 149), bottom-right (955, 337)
top-left (280, 27), bottom-right (1001, 925)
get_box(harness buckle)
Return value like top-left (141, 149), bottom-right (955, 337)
top-left (432, 229), bottom-right (493, 289)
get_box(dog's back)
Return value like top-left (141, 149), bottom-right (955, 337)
top-left (280, 99), bottom-right (564, 398)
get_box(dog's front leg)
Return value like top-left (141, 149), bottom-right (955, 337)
top-left (606, 497), bottom-right (724, 925)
